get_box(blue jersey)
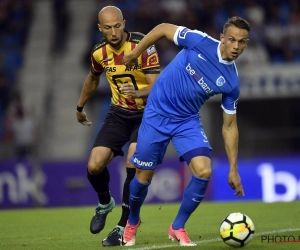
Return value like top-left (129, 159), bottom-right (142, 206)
top-left (147, 26), bottom-right (240, 118)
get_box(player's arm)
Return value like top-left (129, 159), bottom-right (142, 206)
top-left (222, 111), bottom-right (244, 197)
top-left (123, 23), bottom-right (178, 66)
top-left (119, 73), bottom-right (159, 98)
top-left (76, 72), bottom-right (100, 126)
top-left (137, 73), bottom-right (159, 97)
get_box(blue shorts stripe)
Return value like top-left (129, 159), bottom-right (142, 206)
top-left (180, 147), bottom-right (211, 165)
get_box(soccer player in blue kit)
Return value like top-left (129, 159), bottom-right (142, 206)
top-left (120, 16), bottom-right (250, 246)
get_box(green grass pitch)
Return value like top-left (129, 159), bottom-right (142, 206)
top-left (1, 201), bottom-right (300, 250)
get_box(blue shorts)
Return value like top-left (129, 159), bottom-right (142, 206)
top-left (130, 107), bottom-right (212, 170)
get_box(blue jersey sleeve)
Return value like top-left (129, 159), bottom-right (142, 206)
top-left (173, 26), bottom-right (206, 49)
top-left (221, 86), bottom-right (240, 114)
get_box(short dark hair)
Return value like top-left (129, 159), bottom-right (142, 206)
top-left (223, 16), bottom-right (251, 33)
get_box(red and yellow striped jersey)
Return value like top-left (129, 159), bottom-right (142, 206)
top-left (90, 31), bottom-right (160, 112)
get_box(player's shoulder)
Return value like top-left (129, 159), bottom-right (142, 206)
top-left (127, 31), bottom-right (146, 44)
top-left (91, 38), bottom-right (107, 53)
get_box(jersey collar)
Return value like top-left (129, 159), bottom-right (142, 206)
top-left (217, 42), bottom-right (234, 65)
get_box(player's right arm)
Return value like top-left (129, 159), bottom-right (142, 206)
top-left (222, 112), bottom-right (244, 197)
top-left (123, 23), bottom-right (178, 67)
top-left (76, 72), bottom-right (100, 126)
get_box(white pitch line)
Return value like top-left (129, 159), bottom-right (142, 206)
top-left (129, 227), bottom-right (300, 250)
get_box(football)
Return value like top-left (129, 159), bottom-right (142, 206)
top-left (220, 212), bottom-right (255, 248)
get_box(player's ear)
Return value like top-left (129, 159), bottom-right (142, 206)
top-left (245, 39), bottom-right (249, 47)
top-left (98, 23), bottom-right (102, 32)
top-left (123, 19), bottom-right (126, 29)
top-left (220, 33), bottom-right (224, 44)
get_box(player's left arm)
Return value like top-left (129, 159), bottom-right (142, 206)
top-left (123, 23), bottom-right (178, 67)
top-left (120, 43), bottom-right (160, 98)
top-left (222, 112), bottom-right (244, 197)
top-left (137, 73), bottom-right (159, 97)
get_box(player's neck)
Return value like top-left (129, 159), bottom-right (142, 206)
top-left (219, 44), bottom-right (232, 62)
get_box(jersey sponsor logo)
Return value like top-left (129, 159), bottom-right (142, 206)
top-left (216, 76), bottom-right (226, 86)
top-left (133, 157), bottom-right (153, 167)
top-left (179, 27), bottom-right (190, 38)
top-left (105, 66), bottom-right (116, 72)
top-left (125, 64), bottom-right (142, 71)
top-left (146, 45), bottom-right (156, 55)
top-left (186, 63), bottom-right (213, 94)
top-left (198, 54), bottom-right (206, 61)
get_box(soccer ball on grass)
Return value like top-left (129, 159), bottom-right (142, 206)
top-left (220, 212), bottom-right (255, 248)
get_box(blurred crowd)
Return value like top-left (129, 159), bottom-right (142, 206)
top-left (0, 0), bottom-right (32, 143)
top-left (1, 0), bottom-right (300, 159)
top-left (0, 0), bottom-right (67, 160)
top-left (83, 0), bottom-right (300, 69)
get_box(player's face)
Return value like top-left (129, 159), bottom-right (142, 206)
top-left (220, 26), bottom-right (249, 61)
top-left (98, 18), bottom-right (126, 49)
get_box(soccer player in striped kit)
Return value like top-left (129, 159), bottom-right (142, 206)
top-left (76, 6), bottom-right (160, 246)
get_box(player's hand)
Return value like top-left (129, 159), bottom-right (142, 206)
top-left (76, 110), bottom-right (92, 126)
top-left (122, 52), bottom-right (138, 67)
top-left (120, 83), bottom-right (139, 97)
top-left (228, 170), bottom-right (244, 198)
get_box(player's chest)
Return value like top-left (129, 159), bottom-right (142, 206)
top-left (186, 63), bottom-right (236, 95)
top-left (103, 63), bottom-right (142, 76)
top-left (103, 63), bottom-right (145, 88)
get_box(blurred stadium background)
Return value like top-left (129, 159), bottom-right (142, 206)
top-left (0, 0), bottom-right (299, 209)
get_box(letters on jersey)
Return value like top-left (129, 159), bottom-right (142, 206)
top-left (90, 31), bottom-right (160, 112)
top-left (175, 26), bottom-right (240, 114)
top-left (147, 26), bottom-right (240, 117)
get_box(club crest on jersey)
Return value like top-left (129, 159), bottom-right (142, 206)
top-left (216, 76), bottom-right (226, 86)
top-left (179, 28), bottom-right (190, 38)
top-left (146, 45), bottom-right (156, 55)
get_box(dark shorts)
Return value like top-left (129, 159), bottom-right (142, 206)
top-left (93, 105), bottom-right (143, 157)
